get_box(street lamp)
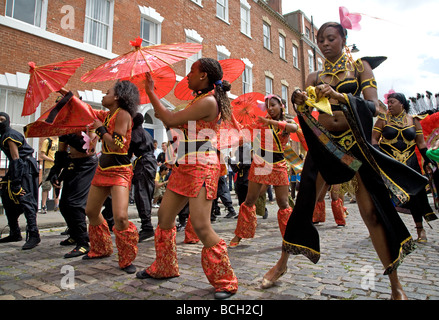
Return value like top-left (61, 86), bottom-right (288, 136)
top-left (349, 44), bottom-right (360, 53)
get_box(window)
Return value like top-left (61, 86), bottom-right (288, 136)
top-left (186, 38), bottom-right (202, 74)
top-left (139, 6), bottom-right (164, 47)
top-left (0, 88), bottom-right (37, 154)
top-left (242, 66), bottom-right (253, 94)
top-left (263, 22), bottom-right (271, 50)
top-left (84, 0), bottom-right (113, 50)
top-left (317, 58), bottom-right (323, 71)
top-left (265, 77), bottom-right (273, 96)
top-left (308, 50), bottom-right (315, 73)
top-left (282, 85), bottom-right (288, 111)
top-left (216, 45), bottom-right (230, 61)
top-left (141, 18), bottom-right (160, 46)
top-left (240, 0), bottom-right (251, 36)
top-left (191, 0), bottom-right (202, 5)
top-left (217, 53), bottom-right (228, 61)
top-left (305, 27), bottom-right (311, 39)
top-left (185, 29), bottom-right (203, 74)
top-left (6, 0), bottom-right (43, 27)
top-left (279, 34), bottom-right (286, 60)
top-left (292, 45), bottom-right (299, 68)
top-left (216, 0), bottom-right (229, 22)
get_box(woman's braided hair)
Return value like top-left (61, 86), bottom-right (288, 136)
top-left (198, 58), bottom-right (232, 121)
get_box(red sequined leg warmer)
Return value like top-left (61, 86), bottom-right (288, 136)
top-left (234, 203), bottom-right (257, 239)
top-left (86, 220), bottom-right (113, 258)
top-left (114, 221), bottom-right (139, 268)
top-left (277, 207), bottom-right (293, 237)
top-left (201, 239), bottom-right (238, 293)
top-left (331, 199), bottom-right (346, 226)
top-left (184, 215), bottom-right (200, 244)
top-left (312, 200), bottom-right (326, 223)
top-left (145, 225), bottom-right (180, 278)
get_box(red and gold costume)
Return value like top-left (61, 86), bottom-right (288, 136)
top-left (87, 108), bottom-right (138, 269)
top-left (166, 95), bottom-right (221, 200)
top-left (248, 122), bottom-right (291, 186)
top-left (142, 93), bottom-right (238, 295)
top-left (92, 108), bottom-right (133, 188)
top-left (234, 118), bottom-right (292, 241)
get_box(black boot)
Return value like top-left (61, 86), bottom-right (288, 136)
top-left (0, 231), bottom-right (22, 243)
top-left (138, 229), bottom-right (154, 242)
top-left (22, 231), bottom-right (40, 250)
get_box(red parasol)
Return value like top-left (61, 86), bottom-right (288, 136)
top-left (22, 57), bottom-right (85, 116)
top-left (174, 59), bottom-right (245, 100)
top-left (232, 92), bottom-right (266, 127)
top-left (231, 92), bottom-right (266, 141)
top-left (24, 93), bottom-right (97, 138)
top-left (121, 66), bottom-right (176, 104)
top-left (81, 37), bottom-right (202, 83)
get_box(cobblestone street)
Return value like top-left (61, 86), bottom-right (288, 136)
top-left (0, 196), bottom-right (438, 315)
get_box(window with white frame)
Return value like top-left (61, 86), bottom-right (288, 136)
top-left (139, 6), bottom-right (164, 46)
top-left (216, 0), bottom-right (229, 22)
top-left (265, 77), bottom-right (273, 96)
top-left (279, 34), bottom-right (286, 60)
top-left (216, 45), bottom-right (230, 61)
top-left (185, 29), bottom-right (203, 74)
top-left (292, 44), bottom-right (299, 68)
top-left (240, 0), bottom-right (251, 37)
top-left (191, 0), bottom-right (202, 6)
top-left (0, 88), bottom-right (37, 155)
top-left (242, 68), bottom-right (252, 94)
top-left (281, 84), bottom-right (288, 111)
top-left (241, 58), bottom-right (253, 94)
top-left (263, 22), bottom-right (271, 50)
top-left (5, 0), bottom-right (44, 27)
top-left (84, 0), bottom-right (113, 50)
top-left (308, 50), bottom-right (315, 73)
top-left (141, 18), bottom-right (160, 46)
top-left (317, 58), bottom-right (323, 71)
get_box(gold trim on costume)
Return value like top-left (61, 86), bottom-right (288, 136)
top-left (282, 240), bottom-right (320, 264)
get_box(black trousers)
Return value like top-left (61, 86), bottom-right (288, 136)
top-left (1, 157), bottom-right (39, 235)
top-left (59, 155), bottom-right (97, 246)
top-left (212, 176), bottom-right (236, 215)
top-left (132, 157), bottom-right (156, 232)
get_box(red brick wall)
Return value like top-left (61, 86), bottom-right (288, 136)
top-left (0, 0), bottom-right (319, 115)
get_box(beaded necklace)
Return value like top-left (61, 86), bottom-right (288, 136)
top-left (388, 111), bottom-right (408, 127)
top-left (319, 52), bottom-right (364, 85)
top-left (185, 92), bottom-right (211, 110)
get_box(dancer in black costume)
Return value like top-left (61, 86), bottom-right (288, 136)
top-left (128, 113), bottom-right (157, 241)
top-left (0, 112), bottom-right (40, 250)
top-left (372, 92), bottom-right (438, 242)
top-left (262, 22), bottom-right (427, 299)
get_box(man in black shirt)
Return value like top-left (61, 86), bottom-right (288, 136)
top-left (129, 113), bottom-right (157, 241)
top-left (0, 112), bottom-right (40, 250)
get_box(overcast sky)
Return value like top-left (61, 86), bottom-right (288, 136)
top-left (282, 0), bottom-right (439, 101)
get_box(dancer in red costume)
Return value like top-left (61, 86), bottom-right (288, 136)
top-left (59, 81), bottom-right (140, 274)
top-left (136, 58), bottom-right (238, 300)
top-left (229, 94), bottom-right (299, 249)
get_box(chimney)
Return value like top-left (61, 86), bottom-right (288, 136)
top-left (266, 0), bottom-right (282, 15)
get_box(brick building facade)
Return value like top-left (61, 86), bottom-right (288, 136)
top-left (0, 0), bottom-right (323, 157)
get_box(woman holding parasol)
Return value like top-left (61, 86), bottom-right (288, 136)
top-left (135, 58), bottom-right (238, 300)
top-left (229, 94), bottom-right (299, 250)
